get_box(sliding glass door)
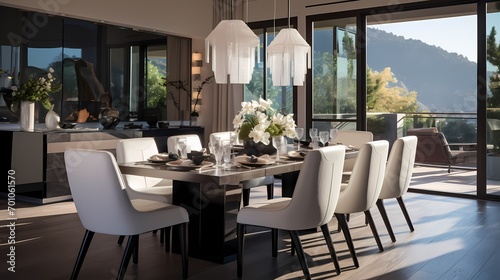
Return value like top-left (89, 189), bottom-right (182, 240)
top-left (311, 17), bottom-right (357, 133)
top-left (486, 2), bottom-right (500, 196)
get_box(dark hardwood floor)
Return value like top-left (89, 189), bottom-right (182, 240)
top-left (1, 185), bottom-right (500, 279)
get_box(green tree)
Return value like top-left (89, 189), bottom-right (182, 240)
top-left (366, 67), bottom-right (418, 113)
top-left (146, 61), bottom-right (167, 108)
top-left (487, 26), bottom-right (500, 108)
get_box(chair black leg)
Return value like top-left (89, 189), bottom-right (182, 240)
top-left (320, 224), bottom-right (341, 275)
top-left (290, 231), bottom-right (295, 256)
top-left (397, 196), bottom-right (415, 232)
top-left (321, 224), bottom-right (340, 274)
top-left (159, 228), bottom-right (164, 243)
top-left (132, 236), bottom-right (139, 264)
top-left (364, 210), bottom-right (384, 252)
top-left (153, 229), bottom-right (158, 235)
top-left (266, 183), bottom-right (274, 200)
top-left (376, 199), bottom-right (396, 242)
top-left (117, 235), bottom-right (138, 280)
top-left (272, 228), bottom-right (278, 258)
top-left (70, 230), bottom-right (95, 280)
top-left (237, 223), bottom-right (246, 278)
top-left (289, 230), bottom-right (311, 280)
top-left (117, 235), bottom-right (125, 245)
top-left (337, 213), bottom-right (351, 232)
top-left (178, 223), bottom-right (189, 279)
top-left (335, 213), bottom-right (359, 268)
top-left (242, 189), bottom-right (251, 207)
top-left (164, 226), bottom-right (171, 252)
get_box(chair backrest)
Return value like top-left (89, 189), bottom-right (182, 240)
top-left (335, 140), bottom-right (389, 214)
top-left (335, 130), bottom-right (373, 149)
top-left (406, 127), bottom-right (452, 165)
top-left (284, 145), bottom-right (346, 229)
top-left (379, 136), bottom-right (417, 200)
top-left (167, 134), bottom-right (203, 154)
top-left (65, 149), bottom-right (144, 235)
top-left (335, 130), bottom-right (373, 172)
top-left (116, 138), bottom-right (162, 190)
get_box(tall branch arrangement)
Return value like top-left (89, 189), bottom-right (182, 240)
top-left (160, 75), bottom-right (214, 117)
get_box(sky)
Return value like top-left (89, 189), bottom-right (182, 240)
top-left (370, 15), bottom-right (478, 63)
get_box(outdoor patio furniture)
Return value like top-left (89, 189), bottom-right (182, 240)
top-left (407, 127), bottom-right (476, 172)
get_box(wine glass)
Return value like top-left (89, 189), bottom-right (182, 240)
top-left (319, 131), bottom-right (329, 147)
top-left (295, 128), bottom-right (304, 150)
top-left (309, 128), bottom-right (318, 140)
top-left (330, 128), bottom-right (339, 144)
top-left (272, 135), bottom-right (285, 160)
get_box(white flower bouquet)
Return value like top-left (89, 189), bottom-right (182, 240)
top-left (233, 98), bottom-right (297, 145)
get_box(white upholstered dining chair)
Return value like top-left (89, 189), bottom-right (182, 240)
top-left (237, 145), bottom-right (346, 279)
top-left (116, 137), bottom-right (172, 203)
top-left (167, 134), bottom-right (203, 154)
top-left (334, 140), bottom-right (389, 268)
top-left (64, 149), bottom-right (189, 280)
top-left (115, 137), bottom-right (173, 246)
top-left (209, 131), bottom-right (275, 207)
top-left (377, 136), bottom-right (417, 242)
top-left (334, 130), bottom-right (373, 179)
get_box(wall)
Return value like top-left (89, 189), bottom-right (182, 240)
top-left (0, 0), bottom-right (429, 132)
top-left (0, 0), bottom-right (213, 38)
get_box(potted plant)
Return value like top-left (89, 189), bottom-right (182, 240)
top-left (190, 75), bottom-right (213, 124)
top-left (1, 68), bottom-right (61, 131)
top-left (161, 75), bottom-right (213, 126)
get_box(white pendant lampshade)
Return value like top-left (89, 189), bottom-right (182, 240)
top-left (267, 28), bottom-right (311, 86)
top-left (205, 20), bottom-right (260, 84)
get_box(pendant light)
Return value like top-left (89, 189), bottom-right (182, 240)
top-left (267, 0), bottom-right (311, 86)
top-left (205, 0), bottom-right (259, 84)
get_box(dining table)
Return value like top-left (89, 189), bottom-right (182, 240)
top-left (119, 149), bottom-right (358, 264)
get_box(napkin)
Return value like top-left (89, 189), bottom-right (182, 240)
top-left (149, 153), bottom-right (170, 161)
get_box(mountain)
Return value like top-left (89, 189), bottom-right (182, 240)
top-left (366, 28), bottom-right (477, 113)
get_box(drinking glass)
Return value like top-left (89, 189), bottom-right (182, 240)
top-left (311, 136), bottom-right (319, 149)
top-left (330, 128), bottom-right (339, 144)
top-left (209, 140), bottom-right (223, 168)
top-left (272, 135), bottom-right (285, 160)
top-left (319, 131), bottom-right (329, 147)
top-left (221, 140), bottom-right (232, 169)
top-left (295, 128), bottom-right (304, 150)
top-left (309, 128), bottom-right (318, 140)
top-left (176, 137), bottom-right (188, 159)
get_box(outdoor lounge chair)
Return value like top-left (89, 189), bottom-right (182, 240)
top-left (407, 127), bottom-right (476, 172)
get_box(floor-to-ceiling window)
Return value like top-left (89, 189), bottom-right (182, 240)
top-left (310, 17), bottom-right (357, 135)
top-left (367, 5), bottom-right (478, 196)
top-left (306, 2), bottom-right (500, 200)
top-left (486, 1), bottom-right (500, 196)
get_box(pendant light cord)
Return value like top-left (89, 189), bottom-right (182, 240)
top-left (273, 0), bottom-right (276, 35)
top-left (245, 0), bottom-right (248, 23)
top-left (288, 0), bottom-right (291, 28)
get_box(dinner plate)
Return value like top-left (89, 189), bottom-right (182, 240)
top-left (234, 155), bottom-right (275, 167)
top-left (287, 150), bottom-right (307, 160)
top-left (166, 159), bottom-right (214, 170)
top-left (148, 153), bottom-right (175, 163)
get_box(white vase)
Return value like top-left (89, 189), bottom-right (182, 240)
top-left (45, 104), bottom-right (60, 130)
top-left (20, 101), bottom-right (35, 132)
